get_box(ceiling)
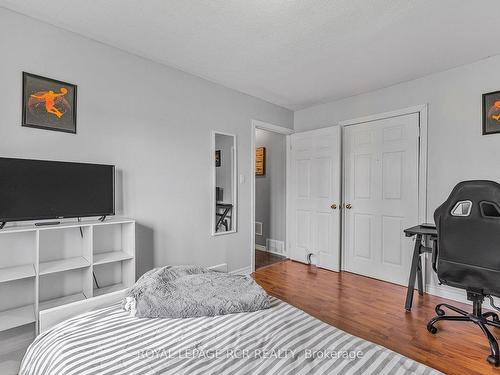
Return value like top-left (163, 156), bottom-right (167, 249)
top-left (2, 0), bottom-right (500, 110)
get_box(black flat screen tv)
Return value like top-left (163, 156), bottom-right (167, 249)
top-left (0, 157), bottom-right (115, 223)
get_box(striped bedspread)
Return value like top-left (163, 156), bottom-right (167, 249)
top-left (20, 298), bottom-right (440, 375)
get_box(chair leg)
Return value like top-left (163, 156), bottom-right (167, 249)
top-left (427, 315), bottom-right (471, 334)
top-left (478, 322), bottom-right (500, 366)
top-left (427, 304), bottom-right (500, 367)
top-left (483, 311), bottom-right (500, 322)
top-left (486, 318), bottom-right (500, 329)
top-left (435, 303), bottom-right (468, 316)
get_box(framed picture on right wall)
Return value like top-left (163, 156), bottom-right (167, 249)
top-left (483, 90), bottom-right (500, 135)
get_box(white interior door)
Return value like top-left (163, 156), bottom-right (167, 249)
top-left (343, 113), bottom-right (419, 285)
top-left (290, 126), bottom-right (341, 271)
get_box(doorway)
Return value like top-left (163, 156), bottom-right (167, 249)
top-left (250, 121), bottom-right (293, 272)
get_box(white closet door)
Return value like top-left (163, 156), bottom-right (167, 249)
top-left (290, 126), bottom-right (341, 271)
top-left (343, 113), bottom-right (419, 285)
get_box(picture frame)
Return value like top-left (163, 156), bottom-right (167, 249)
top-left (22, 72), bottom-right (77, 134)
top-left (256, 147), bottom-right (266, 176)
top-left (482, 90), bottom-right (500, 135)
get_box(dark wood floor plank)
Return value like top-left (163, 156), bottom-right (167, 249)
top-left (253, 260), bottom-right (500, 375)
top-left (255, 249), bottom-right (286, 269)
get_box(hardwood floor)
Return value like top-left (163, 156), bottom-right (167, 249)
top-left (255, 249), bottom-right (286, 269)
top-left (253, 260), bottom-right (500, 375)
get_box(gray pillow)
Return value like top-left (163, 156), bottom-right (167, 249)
top-left (124, 265), bottom-right (270, 319)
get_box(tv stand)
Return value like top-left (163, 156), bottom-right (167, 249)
top-left (0, 216), bottom-right (135, 338)
top-left (98, 215), bottom-right (107, 222)
top-left (0, 222), bottom-right (5, 230)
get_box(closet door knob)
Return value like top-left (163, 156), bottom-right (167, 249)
top-left (346, 203), bottom-right (352, 209)
top-left (330, 203), bottom-right (337, 210)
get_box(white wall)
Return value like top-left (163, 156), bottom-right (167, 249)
top-left (294, 54), bottom-right (500, 297)
top-left (0, 8), bottom-right (293, 277)
top-left (254, 129), bottom-right (286, 248)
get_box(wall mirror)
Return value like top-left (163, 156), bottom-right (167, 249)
top-left (212, 131), bottom-right (237, 235)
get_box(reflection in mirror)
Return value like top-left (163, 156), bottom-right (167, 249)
top-left (212, 132), bottom-right (237, 235)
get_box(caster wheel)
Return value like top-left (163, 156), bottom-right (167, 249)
top-left (487, 355), bottom-right (499, 366)
top-left (427, 325), bottom-right (437, 334)
top-left (436, 309), bottom-right (445, 316)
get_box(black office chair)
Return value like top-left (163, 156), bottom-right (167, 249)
top-left (428, 180), bottom-right (500, 366)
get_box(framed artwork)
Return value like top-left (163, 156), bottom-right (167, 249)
top-left (256, 147), bottom-right (266, 176)
top-left (215, 150), bottom-right (221, 167)
top-left (483, 90), bottom-right (500, 135)
top-left (22, 72), bottom-right (77, 134)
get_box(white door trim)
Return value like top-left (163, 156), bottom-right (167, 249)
top-left (339, 105), bottom-right (428, 283)
top-left (250, 120), bottom-right (294, 273)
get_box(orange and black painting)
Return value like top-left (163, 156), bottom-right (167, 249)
top-left (22, 72), bottom-right (77, 134)
top-left (483, 90), bottom-right (500, 135)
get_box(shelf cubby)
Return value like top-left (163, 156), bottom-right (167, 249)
top-left (92, 221), bottom-right (135, 295)
top-left (38, 225), bottom-right (92, 272)
top-left (93, 257), bottom-right (134, 297)
top-left (0, 231), bottom-right (36, 285)
top-left (93, 222), bottom-right (134, 261)
top-left (39, 267), bottom-right (91, 312)
top-left (0, 278), bottom-right (36, 332)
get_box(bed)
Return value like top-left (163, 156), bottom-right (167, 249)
top-left (20, 297), bottom-right (440, 375)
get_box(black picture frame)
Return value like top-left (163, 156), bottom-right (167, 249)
top-left (22, 72), bottom-right (77, 134)
top-left (482, 90), bottom-right (500, 135)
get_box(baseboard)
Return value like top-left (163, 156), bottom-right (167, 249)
top-left (426, 284), bottom-right (468, 304)
top-left (208, 263), bottom-right (228, 273)
top-left (426, 284), bottom-right (500, 310)
top-left (230, 266), bottom-right (252, 275)
top-left (209, 263), bottom-right (251, 275)
top-left (256, 243), bottom-right (286, 257)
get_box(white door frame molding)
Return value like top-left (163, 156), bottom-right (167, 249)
top-left (339, 104), bottom-right (429, 284)
top-left (250, 120), bottom-right (294, 273)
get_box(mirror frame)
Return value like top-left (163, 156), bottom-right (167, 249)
top-left (211, 131), bottom-right (237, 236)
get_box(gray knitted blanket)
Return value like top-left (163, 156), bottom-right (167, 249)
top-left (124, 265), bottom-right (270, 319)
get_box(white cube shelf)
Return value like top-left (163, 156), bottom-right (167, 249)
top-left (0, 217), bottom-right (135, 335)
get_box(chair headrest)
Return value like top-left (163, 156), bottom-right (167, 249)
top-left (435, 180), bottom-right (500, 222)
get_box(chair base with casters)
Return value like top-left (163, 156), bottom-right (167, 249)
top-left (427, 290), bottom-right (500, 366)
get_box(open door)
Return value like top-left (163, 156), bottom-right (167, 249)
top-left (289, 126), bottom-right (341, 271)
